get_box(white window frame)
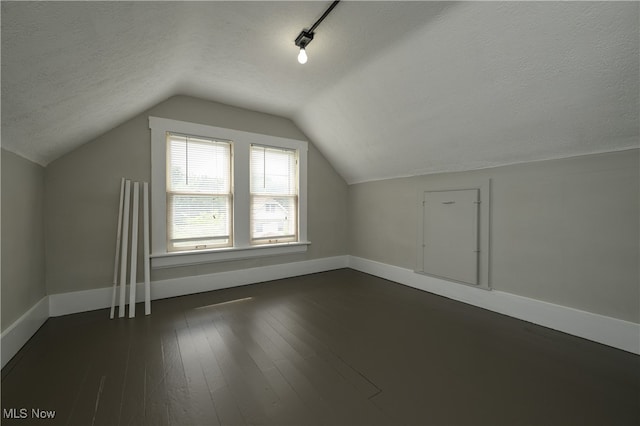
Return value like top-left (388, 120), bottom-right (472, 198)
top-left (249, 144), bottom-right (299, 245)
top-left (149, 117), bottom-right (309, 268)
top-left (166, 135), bottom-right (233, 251)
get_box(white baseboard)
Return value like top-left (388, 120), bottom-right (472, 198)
top-left (5, 254), bottom-right (636, 370)
top-left (5, 256), bottom-right (347, 368)
top-left (1, 296), bottom-right (49, 369)
top-left (348, 256), bottom-right (640, 355)
top-left (49, 255), bottom-right (349, 317)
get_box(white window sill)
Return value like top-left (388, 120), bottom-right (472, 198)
top-left (150, 241), bottom-right (311, 269)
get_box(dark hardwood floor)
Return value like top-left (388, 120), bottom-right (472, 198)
top-left (2, 269), bottom-right (639, 425)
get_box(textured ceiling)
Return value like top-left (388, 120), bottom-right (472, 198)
top-left (2, 1), bottom-right (638, 183)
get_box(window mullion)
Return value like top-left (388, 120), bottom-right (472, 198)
top-left (233, 141), bottom-right (251, 248)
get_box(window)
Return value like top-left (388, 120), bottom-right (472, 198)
top-left (250, 145), bottom-right (298, 244)
top-left (149, 117), bottom-right (308, 268)
top-left (166, 134), bottom-right (232, 251)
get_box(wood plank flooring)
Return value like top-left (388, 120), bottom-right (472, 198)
top-left (2, 269), bottom-right (639, 425)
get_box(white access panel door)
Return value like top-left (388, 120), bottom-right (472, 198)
top-left (423, 189), bottom-right (479, 285)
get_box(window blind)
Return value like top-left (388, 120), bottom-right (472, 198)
top-left (250, 145), bottom-right (298, 244)
top-left (166, 134), bottom-right (232, 251)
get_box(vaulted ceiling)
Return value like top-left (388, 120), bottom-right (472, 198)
top-left (2, 1), bottom-right (638, 183)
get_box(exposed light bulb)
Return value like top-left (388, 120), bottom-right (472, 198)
top-left (297, 48), bottom-right (308, 64)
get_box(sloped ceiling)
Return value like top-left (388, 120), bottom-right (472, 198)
top-left (2, 1), bottom-right (638, 183)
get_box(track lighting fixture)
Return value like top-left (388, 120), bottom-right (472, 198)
top-left (294, 1), bottom-right (340, 64)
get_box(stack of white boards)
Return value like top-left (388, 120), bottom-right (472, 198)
top-left (110, 178), bottom-right (151, 318)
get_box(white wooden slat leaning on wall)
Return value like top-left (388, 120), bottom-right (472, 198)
top-left (143, 182), bottom-right (151, 315)
top-left (128, 182), bottom-right (139, 318)
top-left (118, 180), bottom-right (131, 318)
top-left (110, 178), bottom-right (125, 319)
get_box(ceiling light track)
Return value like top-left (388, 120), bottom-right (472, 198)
top-left (294, 0), bottom-right (340, 64)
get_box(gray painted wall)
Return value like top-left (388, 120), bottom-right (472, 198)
top-left (1, 149), bottom-right (46, 331)
top-left (349, 150), bottom-right (639, 323)
top-left (8, 93), bottom-right (637, 329)
top-left (45, 95), bottom-right (348, 294)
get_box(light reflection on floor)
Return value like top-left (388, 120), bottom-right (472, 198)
top-left (194, 296), bottom-right (254, 309)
